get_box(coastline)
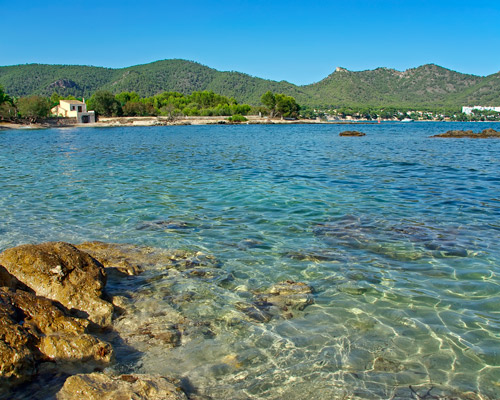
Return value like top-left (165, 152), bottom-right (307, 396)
top-left (0, 116), bottom-right (381, 130)
top-left (2, 117), bottom-right (498, 131)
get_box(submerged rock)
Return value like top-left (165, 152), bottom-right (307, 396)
top-left (76, 241), bottom-right (221, 275)
top-left (259, 280), bottom-right (314, 312)
top-left (314, 215), bottom-right (471, 261)
top-left (339, 130), bottom-right (366, 137)
top-left (56, 372), bottom-right (188, 400)
top-left (114, 310), bottom-right (214, 350)
top-left (239, 280), bottom-right (314, 322)
top-left (136, 220), bottom-right (190, 231)
top-left (432, 128), bottom-right (500, 138)
top-left (0, 242), bottom-right (113, 327)
top-left (284, 249), bottom-right (344, 262)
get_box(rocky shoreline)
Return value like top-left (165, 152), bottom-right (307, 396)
top-left (431, 128), bottom-right (500, 138)
top-left (0, 241), bottom-right (314, 399)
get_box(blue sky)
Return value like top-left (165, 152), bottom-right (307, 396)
top-left (1, 0), bottom-right (499, 85)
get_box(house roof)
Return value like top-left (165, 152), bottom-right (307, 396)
top-left (60, 100), bottom-right (85, 105)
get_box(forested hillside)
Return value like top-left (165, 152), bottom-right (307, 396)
top-left (1, 60), bottom-right (499, 109)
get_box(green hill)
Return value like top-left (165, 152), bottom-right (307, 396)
top-left (302, 64), bottom-right (485, 108)
top-left (0, 59), bottom-right (499, 109)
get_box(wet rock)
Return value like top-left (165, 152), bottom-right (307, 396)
top-left (0, 293), bottom-right (36, 385)
top-left (56, 372), bottom-right (188, 400)
top-left (339, 130), bottom-right (366, 137)
top-left (0, 264), bottom-right (32, 292)
top-left (0, 287), bottom-right (113, 383)
top-left (2, 287), bottom-right (88, 336)
top-left (76, 241), bottom-right (145, 276)
top-left (0, 242), bottom-right (113, 327)
top-left (432, 128), bottom-right (500, 138)
top-left (39, 333), bottom-right (114, 365)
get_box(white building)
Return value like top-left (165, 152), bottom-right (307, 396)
top-left (462, 106), bottom-right (500, 115)
top-left (51, 99), bottom-right (96, 123)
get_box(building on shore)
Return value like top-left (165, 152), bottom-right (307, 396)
top-left (51, 99), bottom-right (96, 123)
top-left (462, 106), bottom-right (500, 115)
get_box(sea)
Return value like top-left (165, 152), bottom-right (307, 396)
top-left (1, 122), bottom-right (499, 399)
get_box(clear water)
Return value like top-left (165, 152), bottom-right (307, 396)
top-left (1, 123), bottom-right (500, 399)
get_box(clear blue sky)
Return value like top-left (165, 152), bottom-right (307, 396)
top-left (1, 0), bottom-right (499, 85)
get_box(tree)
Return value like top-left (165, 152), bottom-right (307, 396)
top-left (17, 96), bottom-right (50, 122)
top-left (88, 91), bottom-right (122, 117)
top-left (275, 94), bottom-right (300, 118)
top-left (50, 92), bottom-right (61, 108)
top-left (122, 101), bottom-right (156, 116)
top-left (116, 91), bottom-right (141, 106)
top-left (261, 91), bottom-right (276, 117)
top-left (0, 85), bottom-right (12, 106)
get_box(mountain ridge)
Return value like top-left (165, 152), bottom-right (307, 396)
top-left (1, 60), bottom-right (499, 109)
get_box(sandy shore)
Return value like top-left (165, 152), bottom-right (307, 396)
top-left (1, 116), bottom-right (380, 130)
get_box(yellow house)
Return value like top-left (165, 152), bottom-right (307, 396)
top-left (51, 99), bottom-right (96, 123)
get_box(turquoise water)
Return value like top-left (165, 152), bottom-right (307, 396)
top-left (1, 123), bottom-right (500, 399)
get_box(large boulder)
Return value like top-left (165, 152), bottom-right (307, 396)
top-left (0, 242), bottom-right (113, 327)
top-left (56, 373), bottom-right (188, 400)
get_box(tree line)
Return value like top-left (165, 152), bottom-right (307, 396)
top-left (0, 86), bottom-right (301, 122)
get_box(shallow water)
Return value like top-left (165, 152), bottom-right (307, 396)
top-left (1, 122), bottom-right (500, 399)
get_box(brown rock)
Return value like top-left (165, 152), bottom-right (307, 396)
top-left (39, 333), bottom-right (113, 365)
top-left (76, 241), bottom-right (145, 276)
top-left (3, 288), bottom-right (88, 336)
top-left (0, 287), bottom-right (113, 388)
top-left (0, 242), bottom-right (113, 327)
top-left (339, 130), bottom-right (366, 137)
top-left (0, 293), bottom-right (36, 384)
top-left (0, 264), bottom-right (31, 291)
top-left (56, 372), bottom-right (188, 400)
top-left (432, 128), bottom-right (500, 138)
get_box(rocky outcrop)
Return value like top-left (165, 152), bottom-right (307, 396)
top-left (0, 291), bottom-right (36, 384)
top-left (56, 373), bottom-right (188, 400)
top-left (339, 130), bottom-right (366, 136)
top-left (0, 242), bottom-right (113, 327)
top-left (0, 286), bottom-right (113, 389)
top-left (432, 128), bottom-right (500, 138)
